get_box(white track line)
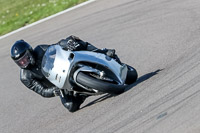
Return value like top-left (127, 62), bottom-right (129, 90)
top-left (0, 0), bottom-right (96, 40)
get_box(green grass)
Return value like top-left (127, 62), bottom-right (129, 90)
top-left (0, 0), bottom-right (87, 36)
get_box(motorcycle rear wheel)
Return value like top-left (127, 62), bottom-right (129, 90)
top-left (125, 65), bottom-right (138, 84)
top-left (76, 72), bottom-right (127, 94)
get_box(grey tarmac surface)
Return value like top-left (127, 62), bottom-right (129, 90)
top-left (1, 0), bottom-right (200, 132)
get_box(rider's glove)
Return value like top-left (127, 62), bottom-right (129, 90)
top-left (105, 49), bottom-right (122, 64)
top-left (58, 35), bottom-right (87, 51)
top-left (53, 87), bottom-right (61, 96)
top-left (58, 38), bottom-right (80, 51)
top-left (106, 49), bottom-right (116, 58)
top-left (66, 39), bottom-right (80, 51)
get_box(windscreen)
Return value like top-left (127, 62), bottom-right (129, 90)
top-left (41, 45), bottom-right (57, 78)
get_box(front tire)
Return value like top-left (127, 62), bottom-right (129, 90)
top-left (76, 72), bottom-right (127, 94)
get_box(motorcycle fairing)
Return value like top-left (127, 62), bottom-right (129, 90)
top-left (41, 45), bottom-right (128, 89)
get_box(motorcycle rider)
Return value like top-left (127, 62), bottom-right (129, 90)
top-left (10, 35), bottom-right (119, 112)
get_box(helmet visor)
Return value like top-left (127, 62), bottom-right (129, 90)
top-left (14, 51), bottom-right (31, 68)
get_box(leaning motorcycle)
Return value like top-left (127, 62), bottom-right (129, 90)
top-left (41, 45), bottom-right (137, 96)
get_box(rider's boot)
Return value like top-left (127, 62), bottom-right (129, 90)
top-left (60, 91), bottom-right (88, 112)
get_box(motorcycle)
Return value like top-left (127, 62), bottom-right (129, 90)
top-left (41, 45), bottom-right (137, 96)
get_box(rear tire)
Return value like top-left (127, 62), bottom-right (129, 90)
top-left (76, 72), bottom-right (127, 94)
top-left (125, 65), bottom-right (138, 84)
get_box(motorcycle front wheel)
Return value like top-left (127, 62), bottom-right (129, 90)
top-left (76, 72), bottom-right (127, 94)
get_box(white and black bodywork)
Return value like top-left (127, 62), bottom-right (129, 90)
top-left (41, 45), bottom-right (137, 95)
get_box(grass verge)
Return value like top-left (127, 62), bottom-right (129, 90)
top-left (0, 0), bottom-right (87, 36)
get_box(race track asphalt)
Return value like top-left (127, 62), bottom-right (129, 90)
top-left (1, 0), bottom-right (200, 132)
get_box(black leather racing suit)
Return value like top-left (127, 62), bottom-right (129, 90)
top-left (20, 36), bottom-right (115, 112)
top-left (20, 44), bottom-right (55, 97)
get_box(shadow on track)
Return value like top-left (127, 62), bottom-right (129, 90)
top-left (80, 69), bottom-right (163, 110)
top-left (80, 93), bottom-right (113, 109)
top-left (124, 69), bottom-right (163, 92)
